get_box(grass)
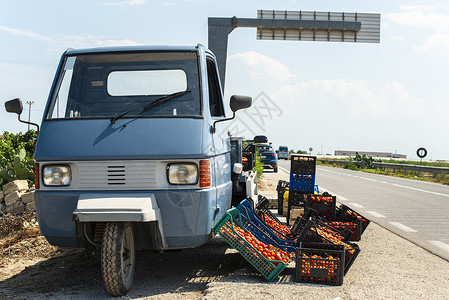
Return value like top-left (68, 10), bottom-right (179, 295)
top-left (318, 159), bottom-right (449, 186)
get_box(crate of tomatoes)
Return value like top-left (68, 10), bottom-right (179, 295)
top-left (296, 218), bottom-right (360, 276)
top-left (304, 194), bottom-right (336, 220)
top-left (295, 242), bottom-right (345, 286)
top-left (326, 219), bottom-right (362, 242)
top-left (212, 208), bottom-right (294, 281)
top-left (336, 204), bottom-right (370, 235)
top-left (237, 199), bottom-right (296, 250)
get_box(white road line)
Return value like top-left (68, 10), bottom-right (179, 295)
top-left (366, 211), bottom-right (386, 218)
top-left (278, 166), bottom-right (290, 174)
top-left (389, 222), bottom-right (417, 233)
top-left (391, 183), bottom-right (449, 198)
top-left (428, 241), bottom-right (449, 253)
top-left (349, 202), bottom-right (364, 208)
top-left (360, 177), bottom-right (377, 182)
top-left (379, 181), bottom-right (388, 184)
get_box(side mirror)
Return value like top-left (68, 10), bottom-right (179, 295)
top-left (230, 95), bottom-right (252, 112)
top-left (211, 95), bottom-right (252, 134)
top-left (4, 97), bottom-right (40, 134)
top-left (5, 98), bottom-right (23, 115)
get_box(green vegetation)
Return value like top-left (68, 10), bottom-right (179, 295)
top-left (254, 155), bottom-right (264, 182)
top-left (0, 130), bottom-right (37, 188)
top-left (319, 153), bottom-right (449, 186)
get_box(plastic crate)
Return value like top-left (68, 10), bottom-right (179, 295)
top-left (287, 191), bottom-right (306, 226)
top-left (326, 219), bottom-right (362, 242)
top-left (295, 219), bottom-right (360, 275)
top-left (295, 242), bottom-right (345, 286)
top-left (336, 204), bottom-right (370, 234)
top-left (255, 197), bottom-right (292, 240)
top-left (290, 155), bottom-right (317, 174)
top-left (237, 199), bottom-right (296, 252)
top-left (276, 180), bottom-right (289, 215)
top-left (290, 208), bottom-right (317, 236)
top-left (289, 173), bottom-right (315, 193)
top-left (256, 196), bottom-right (283, 225)
top-left (211, 208), bottom-right (288, 281)
top-left (305, 194), bottom-right (337, 221)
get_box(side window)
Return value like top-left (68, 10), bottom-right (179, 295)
top-left (206, 59), bottom-right (225, 117)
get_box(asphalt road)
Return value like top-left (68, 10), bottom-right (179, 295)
top-left (278, 159), bottom-right (449, 261)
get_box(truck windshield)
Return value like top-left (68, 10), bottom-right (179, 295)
top-left (46, 51), bottom-right (201, 120)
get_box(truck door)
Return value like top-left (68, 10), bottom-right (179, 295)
top-left (206, 56), bottom-right (231, 210)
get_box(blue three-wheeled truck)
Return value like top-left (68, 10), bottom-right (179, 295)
top-left (5, 44), bottom-right (257, 296)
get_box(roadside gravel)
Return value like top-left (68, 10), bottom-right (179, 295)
top-left (204, 170), bottom-right (449, 300)
top-left (1, 170), bottom-right (448, 299)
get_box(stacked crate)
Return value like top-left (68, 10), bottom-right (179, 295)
top-left (287, 155), bottom-right (317, 225)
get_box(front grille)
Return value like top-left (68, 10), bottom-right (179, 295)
top-left (77, 161), bottom-right (157, 190)
top-left (107, 165), bottom-right (126, 185)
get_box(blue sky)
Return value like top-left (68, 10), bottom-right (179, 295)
top-left (1, 1), bottom-right (448, 160)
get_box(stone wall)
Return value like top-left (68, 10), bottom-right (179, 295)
top-left (0, 180), bottom-right (35, 215)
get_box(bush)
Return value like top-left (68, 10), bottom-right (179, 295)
top-left (254, 155), bottom-right (264, 182)
top-left (0, 130), bottom-right (37, 188)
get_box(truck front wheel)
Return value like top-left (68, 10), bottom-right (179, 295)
top-left (101, 222), bottom-right (136, 296)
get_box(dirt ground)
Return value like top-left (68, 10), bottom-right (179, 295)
top-left (1, 169), bottom-right (449, 299)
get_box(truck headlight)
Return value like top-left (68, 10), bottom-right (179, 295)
top-left (167, 163), bottom-right (198, 185)
top-left (42, 165), bottom-right (72, 186)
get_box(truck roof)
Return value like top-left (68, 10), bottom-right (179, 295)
top-left (65, 44), bottom-right (207, 55)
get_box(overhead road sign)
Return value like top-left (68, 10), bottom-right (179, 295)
top-left (208, 10), bottom-right (381, 89)
top-left (256, 10), bottom-right (381, 43)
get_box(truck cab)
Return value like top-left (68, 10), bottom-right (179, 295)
top-left (5, 44), bottom-right (253, 296)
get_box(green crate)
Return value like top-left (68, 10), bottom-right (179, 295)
top-left (212, 208), bottom-right (288, 281)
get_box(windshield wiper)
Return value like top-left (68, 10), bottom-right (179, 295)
top-left (110, 90), bottom-right (191, 124)
top-left (143, 89), bottom-right (191, 111)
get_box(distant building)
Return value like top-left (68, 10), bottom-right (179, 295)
top-left (334, 150), bottom-right (407, 159)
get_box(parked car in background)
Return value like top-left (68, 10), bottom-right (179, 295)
top-left (256, 143), bottom-right (278, 172)
top-left (278, 146), bottom-right (289, 160)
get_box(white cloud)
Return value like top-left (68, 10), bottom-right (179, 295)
top-left (49, 34), bottom-right (141, 52)
top-left (95, 0), bottom-right (148, 6)
top-left (391, 35), bottom-right (405, 41)
top-left (227, 51), bottom-right (295, 89)
top-left (0, 26), bottom-right (51, 41)
top-left (385, 7), bottom-right (449, 32)
top-left (413, 33), bottom-right (449, 52)
top-left (0, 25), bottom-right (141, 53)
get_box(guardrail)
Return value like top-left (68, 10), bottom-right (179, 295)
top-left (319, 160), bottom-right (449, 177)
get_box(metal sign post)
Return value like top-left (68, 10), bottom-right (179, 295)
top-left (208, 10), bottom-right (381, 89)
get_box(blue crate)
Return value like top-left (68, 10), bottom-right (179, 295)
top-left (289, 173), bottom-right (315, 193)
top-left (237, 199), bottom-right (296, 252)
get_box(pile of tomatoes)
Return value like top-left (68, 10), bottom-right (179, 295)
top-left (261, 214), bottom-right (291, 237)
top-left (300, 253), bottom-right (340, 279)
top-left (315, 226), bottom-right (355, 254)
top-left (345, 210), bottom-right (368, 225)
top-left (310, 196), bottom-right (333, 207)
top-left (225, 221), bottom-right (294, 264)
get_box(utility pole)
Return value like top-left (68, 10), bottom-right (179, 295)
top-left (26, 101), bottom-right (34, 131)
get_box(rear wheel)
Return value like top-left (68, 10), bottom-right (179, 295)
top-left (273, 166), bottom-right (278, 173)
top-left (101, 222), bottom-right (135, 297)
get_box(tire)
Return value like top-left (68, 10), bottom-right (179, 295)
top-left (101, 222), bottom-right (136, 297)
top-left (274, 166), bottom-right (278, 173)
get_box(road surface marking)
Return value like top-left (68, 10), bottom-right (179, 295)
top-left (360, 177), bottom-right (377, 182)
top-left (349, 202), bottom-right (364, 208)
top-left (379, 181), bottom-right (388, 184)
top-left (428, 241), bottom-right (449, 253)
top-left (389, 222), bottom-right (417, 232)
top-left (391, 183), bottom-right (449, 198)
top-left (278, 166), bottom-right (289, 174)
top-left (366, 211), bottom-right (386, 218)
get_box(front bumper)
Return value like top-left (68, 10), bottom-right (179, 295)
top-left (35, 187), bottom-right (230, 249)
